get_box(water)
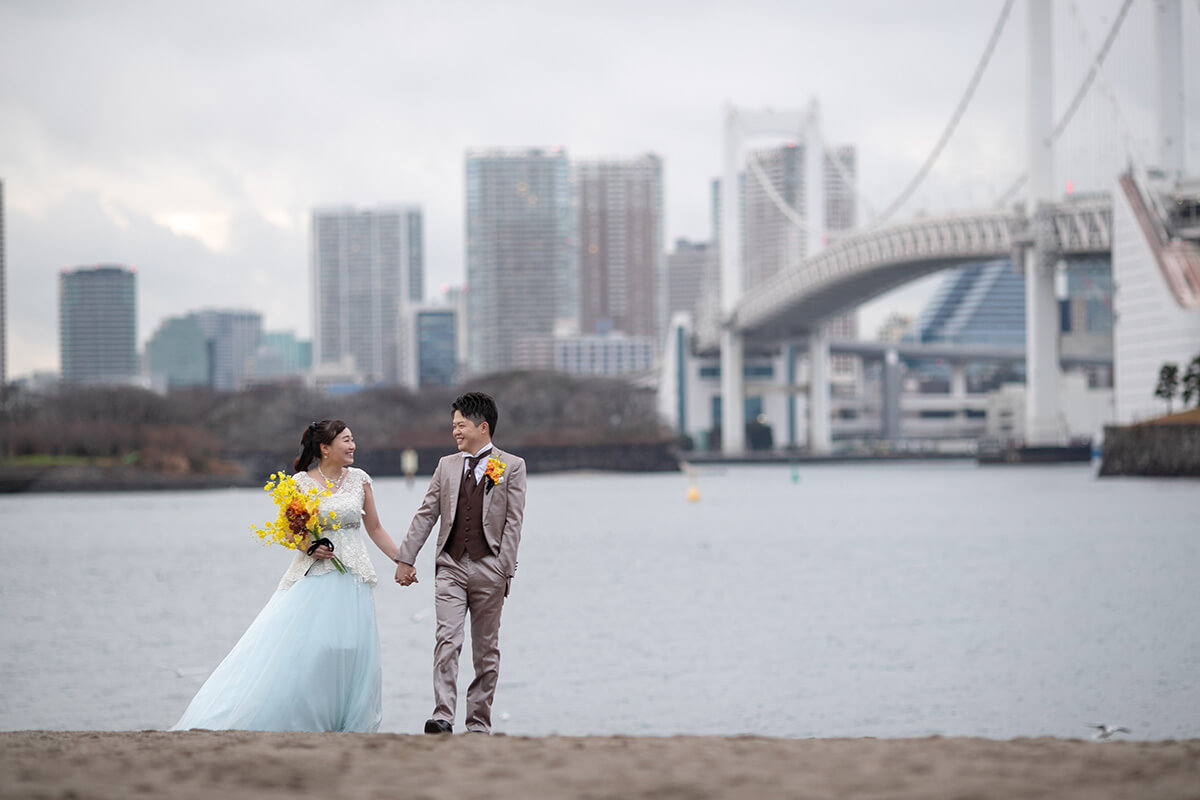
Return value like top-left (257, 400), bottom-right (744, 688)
top-left (2, 462), bottom-right (1197, 739)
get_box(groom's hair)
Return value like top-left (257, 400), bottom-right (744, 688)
top-left (453, 392), bottom-right (498, 437)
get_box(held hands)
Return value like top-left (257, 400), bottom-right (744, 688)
top-left (395, 561), bottom-right (418, 587)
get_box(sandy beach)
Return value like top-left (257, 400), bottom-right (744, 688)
top-left (1, 731), bottom-right (1197, 800)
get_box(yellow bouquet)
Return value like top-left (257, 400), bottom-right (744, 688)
top-left (250, 471), bottom-right (346, 573)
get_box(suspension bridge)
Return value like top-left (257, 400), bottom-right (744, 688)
top-left (662, 0), bottom-right (1200, 455)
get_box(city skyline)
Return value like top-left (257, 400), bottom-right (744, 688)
top-left (2, 1), bottom-right (1198, 378)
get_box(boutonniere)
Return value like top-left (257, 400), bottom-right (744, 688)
top-left (483, 457), bottom-right (506, 493)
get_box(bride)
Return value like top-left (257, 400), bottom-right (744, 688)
top-left (173, 419), bottom-right (404, 732)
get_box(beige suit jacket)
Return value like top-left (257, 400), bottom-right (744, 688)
top-left (396, 446), bottom-right (526, 581)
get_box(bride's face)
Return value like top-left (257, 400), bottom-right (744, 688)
top-left (321, 427), bottom-right (356, 467)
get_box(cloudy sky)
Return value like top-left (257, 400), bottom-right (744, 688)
top-left (2, 0), bottom-right (1197, 378)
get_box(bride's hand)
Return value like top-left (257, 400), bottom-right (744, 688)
top-left (310, 544), bottom-right (335, 560)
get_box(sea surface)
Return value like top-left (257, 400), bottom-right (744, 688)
top-left (2, 461), bottom-right (1197, 739)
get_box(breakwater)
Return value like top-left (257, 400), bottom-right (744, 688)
top-left (1099, 422), bottom-right (1200, 477)
top-left (3, 441), bottom-right (683, 493)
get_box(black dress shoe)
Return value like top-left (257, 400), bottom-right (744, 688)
top-left (424, 718), bottom-right (453, 734)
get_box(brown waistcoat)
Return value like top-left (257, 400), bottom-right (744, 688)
top-left (445, 466), bottom-right (489, 560)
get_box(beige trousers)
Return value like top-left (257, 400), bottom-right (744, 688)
top-left (431, 549), bottom-right (507, 732)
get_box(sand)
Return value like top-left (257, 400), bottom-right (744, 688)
top-left (2, 731), bottom-right (1199, 799)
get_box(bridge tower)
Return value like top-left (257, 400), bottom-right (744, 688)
top-left (720, 101), bottom-right (826, 455)
top-left (1023, 0), bottom-right (1062, 446)
top-left (1155, 0), bottom-right (1186, 180)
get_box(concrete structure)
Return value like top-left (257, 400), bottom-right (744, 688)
top-left (1112, 174), bottom-right (1200, 422)
top-left (1021, 0), bottom-right (1061, 445)
top-left (58, 265), bottom-right (138, 385)
top-left (311, 205), bottom-right (423, 386)
top-left (719, 102), bottom-right (829, 455)
top-left (984, 373), bottom-right (1112, 443)
top-left (576, 155), bottom-right (663, 340)
top-left (1155, 0), bottom-right (1186, 182)
top-left (465, 148), bottom-right (574, 374)
top-left (662, 309), bottom-right (1115, 450)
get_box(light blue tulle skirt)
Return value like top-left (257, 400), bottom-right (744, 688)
top-left (172, 570), bottom-right (382, 733)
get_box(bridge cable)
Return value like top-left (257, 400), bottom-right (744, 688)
top-left (869, 0), bottom-right (1016, 228)
top-left (739, 119), bottom-right (876, 240)
top-left (746, 148), bottom-right (812, 234)
top-left (994, 0), bottom-right (1136, 208)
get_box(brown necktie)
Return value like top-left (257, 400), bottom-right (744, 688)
top-left (465, 455), bottom-right (482, 488)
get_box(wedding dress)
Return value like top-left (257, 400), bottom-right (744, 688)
top-left (172, 468), bottom-right (382, 732)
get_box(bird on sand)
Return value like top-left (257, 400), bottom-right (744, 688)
top-left (1087, 723), bottom-right (1131, 740)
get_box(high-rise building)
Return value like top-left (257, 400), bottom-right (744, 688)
top-left (824, 145), bottom-right (857, 233)
top-left (405, 306), bottom-right (458, 388)
top-left (665, 239), bottom-right (718, 327)
top-left (439, 285), bottom-right (469, 377)
top-left (465, 148), bottom-right (574, 375)
top-left (146, 315), bottom-right (210, 389)
top-left (576, 154), bottom-right (663, 340)
top-left (311, 205), bottom-right (424, 385)
top-left (58, 265), bottom-right (138, 385)
top-left (248, 331), bottom-right (312, 384)
top-left (192, 310), bottom-right (263, 391)
top-left (1, 179), bottom-right (6, 386)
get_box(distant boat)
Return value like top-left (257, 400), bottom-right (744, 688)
top-left (976, 438), bottom-right (1093, 465)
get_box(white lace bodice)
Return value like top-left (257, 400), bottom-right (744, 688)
top-left (277, 467), bottom-right (378, 591)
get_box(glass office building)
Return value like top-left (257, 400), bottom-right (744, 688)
top-left (465, 148), bottom-right (574, 375)
top-left (312, 206), bottom-right (424, 385)
top-left (58, 265), bottom-right (138, 385)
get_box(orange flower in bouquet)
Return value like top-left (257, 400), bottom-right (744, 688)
top-left (251, 471), bottom-right (346, 573)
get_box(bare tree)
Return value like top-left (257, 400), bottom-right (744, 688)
top-left (1155, 363), bottom-right (1180, 414)
top-left (1181, 355), bottom-right (1200, 409)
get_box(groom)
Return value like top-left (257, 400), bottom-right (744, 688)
top-left (393, 391), bottom-right (526, 735)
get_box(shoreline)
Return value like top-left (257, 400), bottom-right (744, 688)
top-left (2, 731), bottom-right (1197, 799)
top-left (0, 451), bottom-right (984, 494)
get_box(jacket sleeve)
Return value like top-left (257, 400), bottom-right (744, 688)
top-left (497, 456), bottom-right (526, 578)
top-left (396, 460), bottom-right (444, 566)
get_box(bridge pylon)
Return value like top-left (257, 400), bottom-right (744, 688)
top-left (1023, 0), bottom-right (1063, 446)
top-left (720, 101), bottom-right (824, 455)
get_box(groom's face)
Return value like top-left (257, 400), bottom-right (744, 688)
top-left (452, 410), bottom-right (489, 454)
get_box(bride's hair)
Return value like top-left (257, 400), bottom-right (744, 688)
top-left (294, 419), bottom-right (348, 472)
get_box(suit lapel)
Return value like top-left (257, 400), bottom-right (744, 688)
top-left (447, 454), bottom-right (463, 525)
top-left (482, 448), bottom-right (497, 520)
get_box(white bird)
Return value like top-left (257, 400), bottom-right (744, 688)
top-left (160, 666), bottom-right (208, 679)
top-left (1087, 723), bottom-right (1131, 740)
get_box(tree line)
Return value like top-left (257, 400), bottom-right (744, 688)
top-left (1154, 354), bottom-right (1200, 414)
top-left (0, 372), bottom-right (669, 473)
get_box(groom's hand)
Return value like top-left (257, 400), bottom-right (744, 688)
top-left (395, 562), bottom-right (418, 586)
